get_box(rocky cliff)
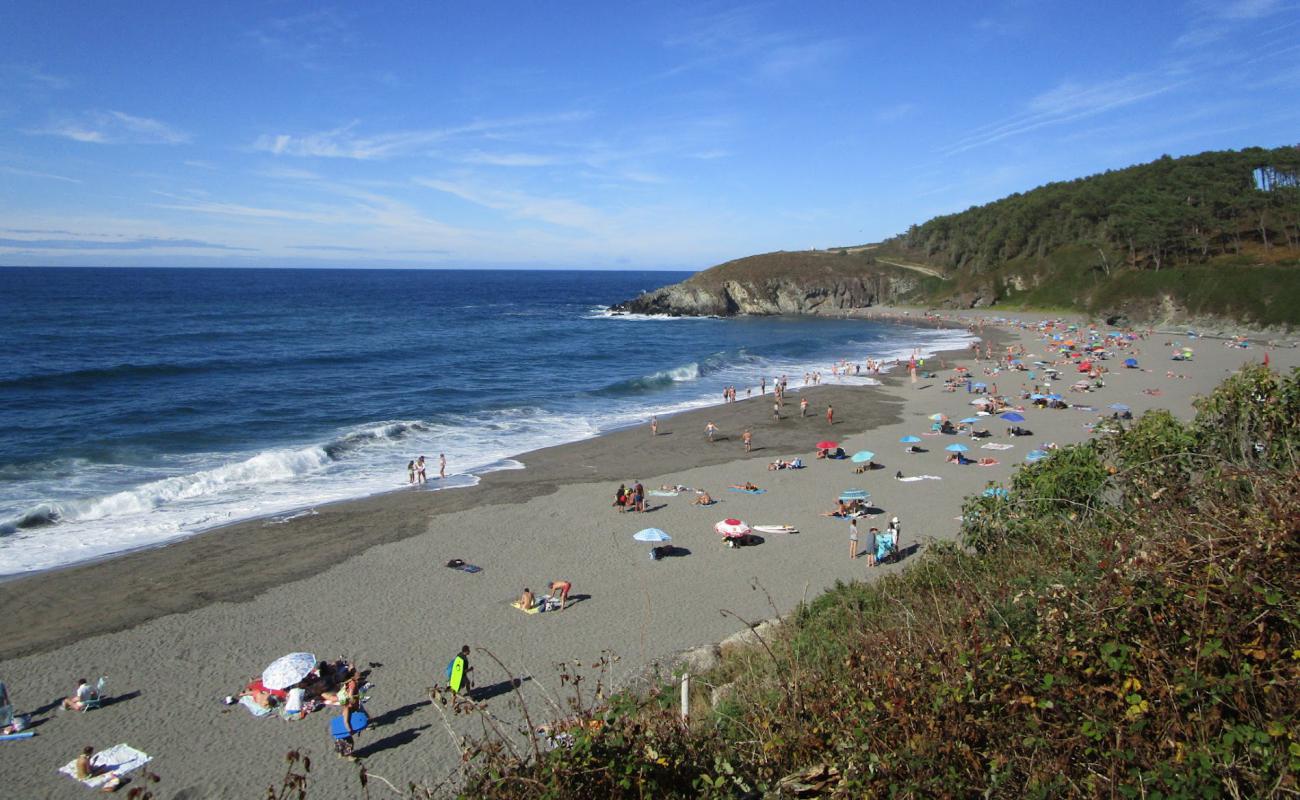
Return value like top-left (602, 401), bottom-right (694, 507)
top-left (610, 251), bottom-right (928, 317)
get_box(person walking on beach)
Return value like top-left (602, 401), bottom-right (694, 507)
top-left (439, 453), bottom-right (446, 479)
top-left (407, 460), bottom-right (416, 484)
top-left (800, 397), bottom-right (808, 417)
top-left (650, 415), bottom-right (658, 436)
top-left (826, 404), bottom-right (834, 425)
top-left (416, 456), bottom-right (427, 484)
top-left (706, 421), bottom-right (718, 442)
top-left (447, 645), bottom-right (472, 696)
top-left (773, 400), bottom-right (781, 421)
top-left (742, 429), bottom-right (752, 452)
top-left (848, 518), bottom-right (859, 560)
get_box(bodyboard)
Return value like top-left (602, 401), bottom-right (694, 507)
top-left (329, 710), bottom-right (369, 739)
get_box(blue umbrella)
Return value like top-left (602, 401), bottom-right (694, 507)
top-left (982, 487), bottom-right (1009, 498)
top-left (900, 435), bottom-right (921, 444)
top-left (960, 417), bottom-right (980, 424)
top-left (1000, 412), bottom-right (1026, 422)
top-left (850, 450), bottom-right (876, 463)
top-left (972, 382), bottom-right (987, 389)
top-left (1046, 394), bottom-right (1063, 401)
top-left (1109, 403), bottom-right (1131, 412)
top-left (633, 528), bottom-right (671, 542)
top-left (945, 443), bottom-right (969, 452)
top-left (1123, 357), bottom-right (1138, 367)
top-left (839, 489), bottom-right (869, 501)
top-left (1030, 393), bottom-right (1047, 400)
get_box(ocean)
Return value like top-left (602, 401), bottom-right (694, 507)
top-left (0, 267), bottom-right (972, 576)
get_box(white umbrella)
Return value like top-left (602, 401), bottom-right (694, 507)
top-left (261, 652), bottom-right (317, 690)
top-left (633, 528), bottom-right (671, 542)
top-left (714, 519), bottom-right (751, 536)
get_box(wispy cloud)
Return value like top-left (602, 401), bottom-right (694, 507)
top-left (1176, 0), bottom-right (1291, 47)
top-left (874, 103), bottom-right (916, 123)
top-left (288, 244), bottom-right (370, 252)
top-left (661, 5), bottom-right (848, 84)
top-left (0, 165), bottom-right (82, 183)
top-left (34, 110), bottom-right (190, 145)
top-left (1, 63), bottom-right (70, 90)
top-left (459, 151), bottom-right (560, 167)
top-left (246, 9), bottom-right (356, 69)
top-left (0, 236), bottom-right (250, 251)
top-left (940, 72), bottom-right (1185, 156)
top-left (414, 177), bottom-right (605, 230)
top-left (253, 112), bottom-right (590, 160)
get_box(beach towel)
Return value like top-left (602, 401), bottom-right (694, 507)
top-left (896, 475), bottom-right (942, 482)
top-left (445, 559), bottom-right (483, 574)
top-left (981, 443), bottom-right (1014, 450)
top-left (648, 490), bottom-right (679, 497)
top-left (511, 600), bottom-right (541, 615)
top-left (728, 488), bottom-right (767, 494)
top-left (693, 499), bottom-right (718, 506)
top-left (239, 696), bottom-right (275, 717)
top-left (59, 743), bottom-right (152, 789)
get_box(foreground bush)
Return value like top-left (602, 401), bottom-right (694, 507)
top-left (443, 367), bottom-right (1300, 799)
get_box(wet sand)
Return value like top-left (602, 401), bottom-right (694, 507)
top-left (0, 315), bottom-right (1292, 799)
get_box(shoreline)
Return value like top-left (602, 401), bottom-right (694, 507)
top-left (0, 324), bottom-right (977, 661)
top-left (2, 312), bottom-right (1292, 798)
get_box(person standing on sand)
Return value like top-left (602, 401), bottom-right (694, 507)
top-left (800, 397), bottom-right (808, 417)
top-left (439, 453), bottom-right (446, 479)
top-left (633, 480), bottom-right (645, 512)
top-left (447, 645), bottom-right (472, 695)
top-left (743, 429), bottom-right (752, 452)
top-left (407, 460), bottom-right (415, 484)
top-left (826, 405), bottom-right (834, 425)
top-left (706, 421), bottom-right (718, 442)
top-left (773, 401), bottom-right (781, 421)
top-left (849, 518), bottom-right (859, 560)
top-left (650, 416), bottom-right (658, 436)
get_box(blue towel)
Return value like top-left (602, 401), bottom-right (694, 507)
top-left (728, 488), bottom-right (767, 494)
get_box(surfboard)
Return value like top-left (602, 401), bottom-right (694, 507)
top-left (0, 731), bottom-right (34, 741)
top-left (329, 710), bottom-right (369, 739)
top-left (753, 525), bottom-right (797, 534)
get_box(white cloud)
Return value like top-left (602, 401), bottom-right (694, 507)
top-left (0, 165), bottom-right (82, 183)
top-left (35, 110), bottom-right (189, 145)
top-left (414, 177), bottom-right (606, 230)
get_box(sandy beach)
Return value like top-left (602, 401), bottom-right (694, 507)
top-left (1, 314), bottom-right (1294, 799)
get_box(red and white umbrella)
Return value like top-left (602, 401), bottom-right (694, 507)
top-left (714, 518), bottom-right (751, 538)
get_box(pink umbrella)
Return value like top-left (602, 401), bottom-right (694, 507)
top-left (714, 518), bottom-right (751, 538)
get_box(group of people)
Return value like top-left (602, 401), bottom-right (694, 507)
top-left (515, 579), bottom-right (573, 612)
top-left (406, 454), bottom-right (447, 484)
top-left (613, 482), bottom-right (645, 512)
top-left (847, 516), bottom-right (901, 566)
top-left (233, 658), bottom-right (362, 722)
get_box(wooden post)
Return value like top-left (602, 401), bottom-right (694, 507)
top-left (680, 672), bottom-right (689, 722)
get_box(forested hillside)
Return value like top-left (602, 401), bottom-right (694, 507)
top-left (872, 146), bottom-right (1300, 325)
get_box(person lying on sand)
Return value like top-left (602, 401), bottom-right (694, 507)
top-left (692, 492), bottom-right (714, 505)
top-left (820, 500), bottom-right (854, 518)
top-left (729, 482), bottom-right (760, 491)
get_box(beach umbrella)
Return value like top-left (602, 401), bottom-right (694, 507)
top-left (633, 528), bottom-right (671, 542)
top-left (1047, 394), bottom-right (1063, 401)
top-left (982, 487), bottom-right (1009, 498)
top-left (899, 435), bottom-right (921, 444)
top-left (1123, 358), bottom-right (1138, 367)
top-left (999, 412), bottom-right (1026, 422)
top-left (954, 366), bottom-right (968, 372)
top-left (714, 519), bottom-right (750, 536)
top-left (1109, 403), bottom-right (1130, 412)
top-left (850, 450), bottom-right (876, 463)
top-left (815, 440), bottom-right (838, 450)
top-left (838, 489), bottom-right (869, 501)
top-left (1030, 393), bottom-right (1047, 401)
top-left (960, 417), bottom-right (980, 424)
top-left (262, 652), bottom-right (318, 691)
top-left (945, 443), bottom-right (969, 452)
top-left (928, 413), bottom-right (947, 421)
top-left (972, 382), bottom-right (987, 389)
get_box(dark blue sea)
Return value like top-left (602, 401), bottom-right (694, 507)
top-left (0, 267), bottom-right (971, 575)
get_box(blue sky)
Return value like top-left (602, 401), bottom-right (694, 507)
top-left (1, 0), bottom-right (1297, 270)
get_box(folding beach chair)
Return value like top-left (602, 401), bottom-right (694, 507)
top-left (81, 677), bottom-right (107, 712)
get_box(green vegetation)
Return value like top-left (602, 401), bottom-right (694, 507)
top-left (872, 146), bottom-right (1300, 324)
top-left (442, 365), bottom-right (1299, 798)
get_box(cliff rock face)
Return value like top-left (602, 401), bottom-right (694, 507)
top-left (611, 273), bottom-right (923, 317)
